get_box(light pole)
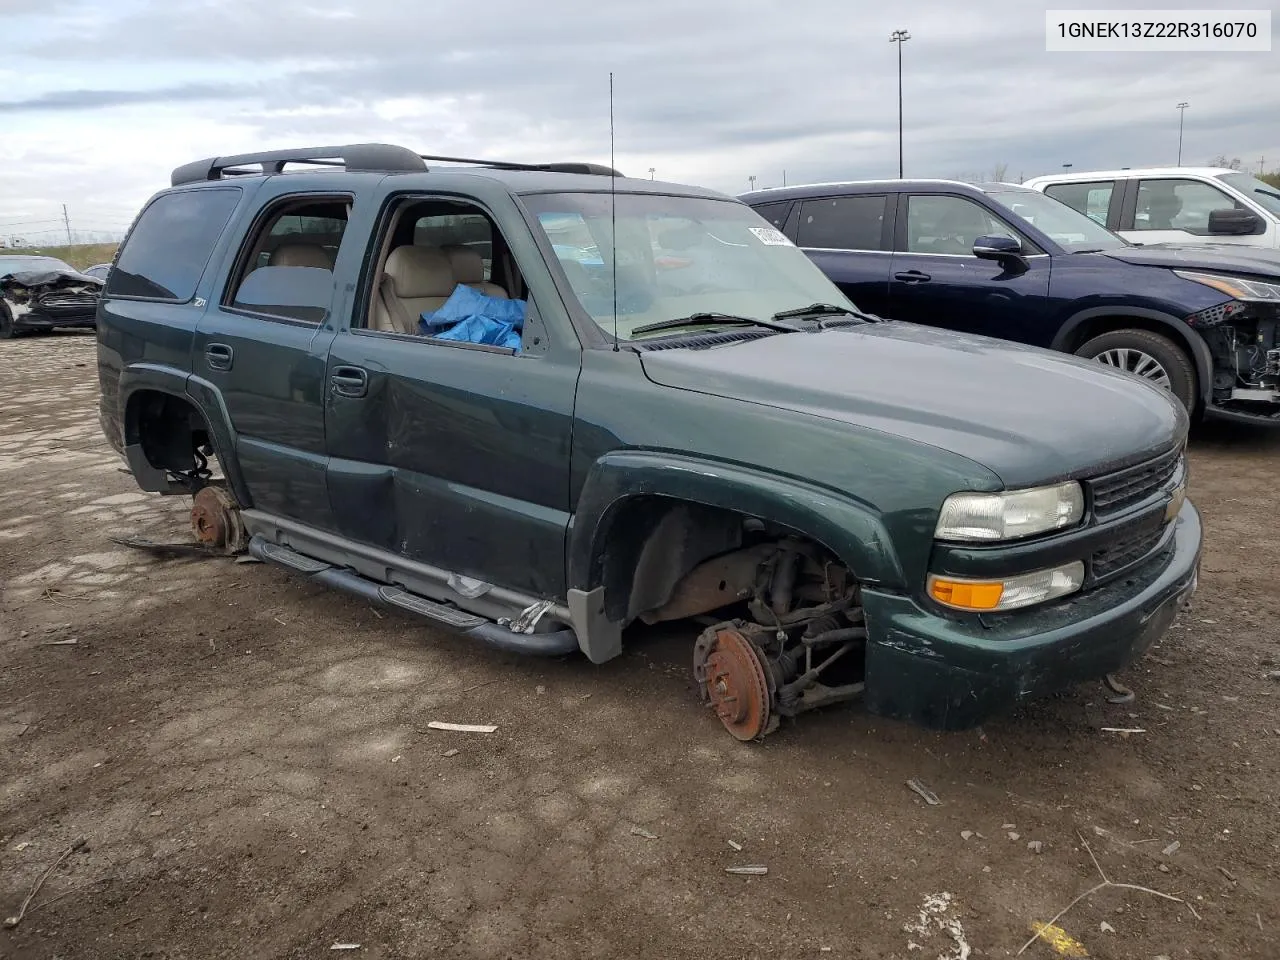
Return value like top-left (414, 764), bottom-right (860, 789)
top-left (748, 175), bottom-right (757, 191)
top-left (1063, 162), bottom-right (1073, 171)
top-left (890, 29), bottom-right (910, 177)
top-left (1176, 102), bottom-right (1189, 166)
top-left (648, 167), bottom-right (655, 180)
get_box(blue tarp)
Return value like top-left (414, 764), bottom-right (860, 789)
top-left (420, 284), bottom-right (526, 350)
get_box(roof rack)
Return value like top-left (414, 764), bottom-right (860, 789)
top-left (170, 143), bottom-right (624, 187)
top-left (171, 143), bottom-right (427, 186)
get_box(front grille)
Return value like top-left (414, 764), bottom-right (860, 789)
top-left (1091, 519), bottom-right (1166, 579)
top-left (37, 292), bottom-right (99, 319)
top-left (1088, 448), bottom-right (1181, 517)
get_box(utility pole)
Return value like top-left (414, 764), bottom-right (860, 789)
top-left (1176, 102), bottom-right (1189, 166)
top-left (648, 167), bottom-right (655, 180)
top-left (1063, 163), bottom-right (1073, 172)
top-left (890, 30), bottom-right (911, 178)
top-left (1259, 156), bottom-right (1266, 175)
top-left (62, 204), bottom-right (73, 245)
top-left (782, 169), bottom-right (787, 187)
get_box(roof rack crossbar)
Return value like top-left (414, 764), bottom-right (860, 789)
top-left (171, 143), bottom-right (427, 186)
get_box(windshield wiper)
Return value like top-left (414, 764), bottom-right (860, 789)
top-left (771, 302), bottom-right (883, 326)
top-left (630, 313), bottom-right (799, 336)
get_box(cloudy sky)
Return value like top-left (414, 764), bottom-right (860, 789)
top-left (2, 0), bottom-right (1276, 243)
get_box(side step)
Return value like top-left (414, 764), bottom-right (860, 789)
top-left (247, 535), bottom-right (579, 657)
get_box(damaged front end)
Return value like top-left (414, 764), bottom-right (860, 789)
top-left (1181, 271), bottom-right (1280, 420)
top-left (0, 268), bottom-right (104, 337)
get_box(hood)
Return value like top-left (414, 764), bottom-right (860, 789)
top-left (639, 323), bottom-right (1185, 488)
top-left (0, 267), bottom-right (104, 289)
top-left (1101, 242), bottom-right (1280, 279)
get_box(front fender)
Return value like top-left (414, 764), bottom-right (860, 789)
top-left (568, 450), bottom-right (905, 593)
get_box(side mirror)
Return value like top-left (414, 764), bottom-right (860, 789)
top-left (973, 235), bottom-right (1027, 269)
top-left (1208, 208), bottom-right (1262, 236)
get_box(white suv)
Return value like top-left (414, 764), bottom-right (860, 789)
top-left (1024, 167), bottom-right (1280, 250)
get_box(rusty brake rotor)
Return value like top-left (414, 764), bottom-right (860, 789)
top-left (694, 624), bottom-right (774, 741)
top-left (190, 486), bottom-right (246, 554)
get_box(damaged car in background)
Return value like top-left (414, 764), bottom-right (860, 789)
top-left (0, 255), bottom-right (104, 339)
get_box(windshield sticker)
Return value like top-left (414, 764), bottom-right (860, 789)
top-left (748, 226), bottom-right (794, 246)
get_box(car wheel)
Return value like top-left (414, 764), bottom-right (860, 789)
top-left (0, 304), bottom-right (17, 340)
top-left (1075, 329), bottom-right (1197, 413)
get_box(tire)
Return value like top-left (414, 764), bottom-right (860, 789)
top-left (0, 303), bottom-right (17, 340)
top-left (1075, 328), bottom-right (1198, 414)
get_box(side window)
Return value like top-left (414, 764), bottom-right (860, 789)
top-left (796, 196), bottom-right (888, 250)
top-left (1134, 179), bottom-right (1242, 234)
top-left (752, 201), bottom-right (793, 231)
top-left (415, 214), bottom-right (493, 279)
top-left (1045, 180), bottom-right (1115, 225)
top-left (107, 188), bottom-right (241, 301)
top-left (905, 195), bottom-right (1019, 255)
top-left (365, 199), bottom-right (528, 353)
top-left (223, 197), bottom-right (349, 323)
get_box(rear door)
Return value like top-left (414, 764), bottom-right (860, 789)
top-left (192, 181), bottom-right (358, 529)
top-left (792, 193), bottom-right (895, 315)
top-left (1042, 179), bottom-right (1123, 230)
top-left (887, 192), bottom-right (1050, 342)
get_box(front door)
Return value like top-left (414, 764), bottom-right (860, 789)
top-left (888, 192), bottom-right (1050, 343)
top-left (192, 185), bottom-right (355, 528)
top-left (323, 194), bottom-right (579, 599)
top-left (1122, 177), bottom-right (1259, 246)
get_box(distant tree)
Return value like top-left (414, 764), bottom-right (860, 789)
top-left (1209, 155), bottom-right (1244, 170)
top-left (990, 162), bottom-right (1010, 182)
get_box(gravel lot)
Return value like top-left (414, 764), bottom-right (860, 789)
top-left (2, 333), bottom-right (1277, 960)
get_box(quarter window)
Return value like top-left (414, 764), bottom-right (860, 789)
top-left (905, 195), bottom-right (1020, 255)
top-left (752, 201), bottom-right (793, 232)
top-left (1044, 180), bottom-right (1115, 225)
top-left (1133, 179), bottom-right (1243, 234)
top-left (107, 188), bottom-right (241, 301)
top-left (796, 196), bottom-right (887, 250)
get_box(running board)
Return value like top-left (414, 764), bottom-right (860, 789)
top-left (247, 535), bottom-right (579, 657)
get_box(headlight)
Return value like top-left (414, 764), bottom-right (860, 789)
top-left (935, 482), bottom-right (1084, 542)
top-left (928, 561), bottom-right (1085, 612)
top-left (1174, 270), bottom-right (1280, 302)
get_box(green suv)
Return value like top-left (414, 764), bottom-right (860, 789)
top-left (96, 144), bottom-right (1201, 740)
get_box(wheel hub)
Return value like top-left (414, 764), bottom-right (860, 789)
top-left (190, 486), bottom-right (245, 553)
top-left (694, 625), bottom-right (773, 741)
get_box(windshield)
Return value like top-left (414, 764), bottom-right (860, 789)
top-left (0, 256), bottom-right (76, 276)
top-left (1217, 172), bottom-right (1280, 218)
top-left (522, 192), bottom-right (855, 340)
top-left (987, 189), bottom-right (1128, 252)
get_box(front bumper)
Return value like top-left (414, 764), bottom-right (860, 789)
top-left (14, 310), bottom-right (97, 331)
top-left (859, 500), bottom-right (1201, 730)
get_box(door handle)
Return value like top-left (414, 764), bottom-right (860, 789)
top-left (331, 366), bottom-right (368, 398)
top-left (893, 270), bottom-right (932, 283)
top-left (205, 343), bottom-right (234, 371)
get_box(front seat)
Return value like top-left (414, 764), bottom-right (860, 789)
top-left (268, 243), bottom-right (334, 269)
top-left (443, 245), bottom-right (509, 299)
top-left (371, 246), bottom-right (457, 334)
top-left (1143, 189), bottom-right (1183, 230)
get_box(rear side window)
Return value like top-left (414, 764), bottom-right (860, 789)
top-left (796, 196), bottom-right (888, 250)
top-left (752, 201), bottom-right (793, 231)
top-left (107, 189), bottom-right (241, 301)
top-left (1044, 180), bottom-right (1115, 225)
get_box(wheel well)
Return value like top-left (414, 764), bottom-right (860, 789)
top-left (1062, 315), bottom-right (1197, 363)
top-left (125, 390), bottom-right (215, 482)
top-left (593, 494), bottom-right (853, 624)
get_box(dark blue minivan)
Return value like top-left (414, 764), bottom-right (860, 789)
top-left (741, 180), bottom-right (1280, 425)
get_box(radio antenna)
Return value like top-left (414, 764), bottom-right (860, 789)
top-left (609, 71), bottom-right (619, 352)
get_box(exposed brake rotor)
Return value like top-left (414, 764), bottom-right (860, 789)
top-left (190, 486), bottom-right (246, 554)
top-left (693, 624), bottom-right (775, 741)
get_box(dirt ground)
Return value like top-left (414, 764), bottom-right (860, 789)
top-left (1, 333), bottom-right (1277, 960)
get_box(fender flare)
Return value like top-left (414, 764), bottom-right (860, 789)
top-left (568, 450), bottom-right (905, 598)
top-left (1051, 306), bottom-right (1214, 406)
top-left (118, 364), bottom-right (251, 506)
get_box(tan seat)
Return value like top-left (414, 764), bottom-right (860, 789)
top-left (268, 243), bottom-right (334, 269)
top-left (371, 245), bottom-right (457, 334)
top-left (443, 245), bottom-right (508, 299)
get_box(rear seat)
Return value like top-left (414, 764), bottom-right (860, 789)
top-left (268, 243), bottom-right (334, 269)
top-left (443, 245), bottom-right (509, 299)
top-left (371, 246), bottom-right (456, 334)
